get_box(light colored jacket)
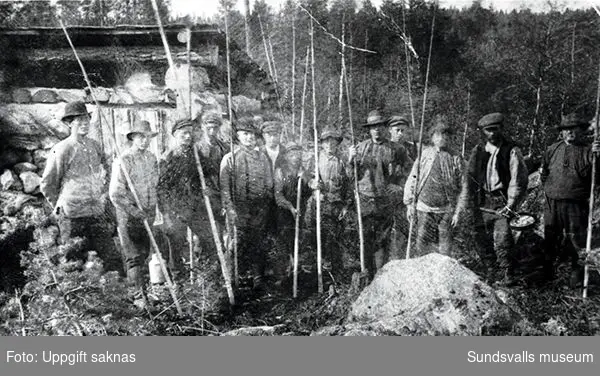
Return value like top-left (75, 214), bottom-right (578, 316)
top-left (40, 136), bottom-right (107, 218)
top-left (109, 148), bottom-right (158, 218)
top-left (403, 146), bottom-right (462, 212)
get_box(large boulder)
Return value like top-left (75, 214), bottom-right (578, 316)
top-left (19, 171), bottom-right (41, 194)
top-left (0, 148), bottom-right (32, 170)
top-left (0, 191), bottom-right (36, 216)
top-left (32, 89), bottom-right (60, 104)
top-left (85, 87), bottom-right (110, 102)
top-left (13, 162), bottom-right (38, 175)
top-left (346, 253), bottom-right (522, 335)
top-left (1, 169), bottom-right (23, 191)
top-left (33, 149), bottom-right (49, 172)
top-left (0, 105), bottom-right (68, 150)
top-left (58, 89), bottom-right (86, 103)
top-left (11, 88), bottom-right (31, 103)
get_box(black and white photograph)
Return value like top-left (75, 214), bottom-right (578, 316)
top-left (1, 0), bottom-right (600, 337)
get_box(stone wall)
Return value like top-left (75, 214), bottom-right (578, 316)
top-left (0, 65), bottom-right (262, 207)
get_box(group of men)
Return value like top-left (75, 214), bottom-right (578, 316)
top-left (40, 100), bottom-right (600, 302)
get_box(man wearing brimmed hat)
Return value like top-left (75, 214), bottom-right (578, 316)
top-left (404, 116), bottom-right (462, 257)
top-left (306, 127), bottom-right (349, 280)
top-left (453, 112), bottom-right (528, 286)
top-left (157, 118), bottom-right (204, 275)
top-left (109, 119), bottom-right (159, 289)
top-left (348, 110), bottom-right (403, 279)
top-left (41, 101), bottom-right (119, 272)
top-left (540, 112), bottom-right (600, 287)
top-left (220, 116), bottom-right (274, 293)
top-left (271, 141), bottom-right (308, 288)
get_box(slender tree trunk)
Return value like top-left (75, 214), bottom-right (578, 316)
top-left (310, 18), bottom-right (323, 294)
top-left (406, 5), bottom-right (436, 259)
top-left (244, 0), bottom-right (251, 57)
top-left (461, 86), bottom-right (470, 158)
top-left (224, 3), bottom-right (239, 288)
top-left (583, 58), bottom-right (600, 298)
top-left (342, 43), bottom-right (365, 274)
top-left (402, 1), bottom-right (417, 138)
top-left (338, 18), bottom-right (345, 123)
top-left (363, 30), bottom-right (368, 110)
top-left (571, 22), bottom-right (576, 86)
top-left (529, 79), bottom-right (542, 158)
top-left (259, 15), bottom-right (275, 84)
top-left (259, 14), bottom-right (283, 116)
top-left (300, 47), bottom-right (309, 145)
top-left (291, 11), bottom-right (296, 136)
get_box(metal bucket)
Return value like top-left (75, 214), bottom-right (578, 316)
top-left (509, 212), bottom-right (537, 231)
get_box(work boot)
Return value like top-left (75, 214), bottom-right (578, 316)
top-left (484, 266), bottom-right (502, 284)
top-left (253, 275), bottom-right (266, 296)
top-left (569, 266), bottom-right (584, 289)
top-left (127, 266), bottom-right (143, 288)
top-left (494, 270), bottom-right (519, 288)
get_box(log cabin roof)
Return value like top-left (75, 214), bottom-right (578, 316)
top-left (0, 24), bottom-right (276, 107)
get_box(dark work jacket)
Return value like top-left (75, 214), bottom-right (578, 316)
top-left (541, 141), bottom-right (598, 200)
top-left (157, 145), bottom-right (202, 219)
top-left (462, 138), bottom-right (518, 208)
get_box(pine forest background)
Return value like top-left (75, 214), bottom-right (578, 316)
top-left (2, 0), bottom-right (600, 160)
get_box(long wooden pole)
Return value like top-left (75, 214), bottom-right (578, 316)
top-left (406, 4), bottom-right (436, 260)
top-left (338, 18), bottom-right (345, 123)
top-left (149, 0), bottom-right (235, 305)
top-left (461, 86), bottom-right (470, 158)
top-left (258, 14), bottom-right (283, 115)
top-left (186, 28), bottom-right (194, 285)
top-left (342, 50), bottom-right (365, 273)
top-left (224, 1), bottom-right (239, 288)
top-left (244, 0), bottom-right (251, 57)
top-left (258, 14), bottom-right (275, 85)
top-left (401, 0), bottom-right (418, 157)
top-left (299, 47), bottom-right (309, 146)
top-left (292, 173), bottom-right (303, 298)
top-left (193, 145), bottom-right (235, 305)
top-left (59, 19), bottom-right (183, 316)
top-left (291, 11), bottom-right (296, 137)
top-left (310, 18), bottom-right (323, 294)
top-left (583, 58), bottom-right (600, 299)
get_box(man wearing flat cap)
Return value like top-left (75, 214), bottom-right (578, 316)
top-left (193, 111), bottom-right (230, 225)
top-left (41, 101), bottom-right (119, 272)
top-left (109, 120), bottom-right (159, 288)
top-left (348, 110), bottom-right (403, 279)
top-left (387, 115), bottom-right (414, 255)
top-left (540, 112), bottom-right (600, 287)
top-left (306, 128), bottom-right (350, 280)
top-left (404, 116), bottom-right (462, 257)
top-left (157, 118), bottom-right (203, 275)
top-left (261, 120), bottom-right (287, 171)
top-left (453, 112), bottom-right (528, 286)
top-left (220, 116), bottom-right (274, 293)
top-left (388, 115), bottom-right (416, 160)
top-left (260, 120), bottom-right (287, 253)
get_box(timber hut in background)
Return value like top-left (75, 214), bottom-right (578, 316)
top-left (0, 24), bottom-right (276, 166)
